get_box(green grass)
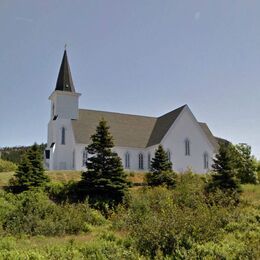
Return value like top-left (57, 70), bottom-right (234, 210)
top-left (0, 225), bottom-right (110, 251)
top-left (241, 183), bottom-right (260, 206)
top-left (47, 170), bottom-right (82, 183)
top-left (0, 170), bottom-right (146, 188)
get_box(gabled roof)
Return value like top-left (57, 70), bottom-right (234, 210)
top-left (71, 106), bottom-right (218, 149)
top-left (198, 122), bottom-right (219, 152)
top-left (71, 105), bottom-right (191, 148)
top-left (55, 50), bottom-right (75, 92)
top-left (147, 105), bottom-right (186, 146)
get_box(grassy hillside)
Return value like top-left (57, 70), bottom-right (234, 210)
top-left (0, 170), bottom-right (146, 188)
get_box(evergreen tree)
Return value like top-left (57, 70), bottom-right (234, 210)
top-left (234, 144), bottom-right (258, 184)
top-left (11, 143), bottom-right (49, 192)
top-left (207, 143), bottom-right (241, 194)
top-left (81, 119), bottom-right (129, 204)
top-left (146, 145), bottom-right (177, 188)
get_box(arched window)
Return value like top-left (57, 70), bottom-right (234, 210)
top-left (185, 139), bottom-right (190, 156)
top-left (204, 152), bottom-right (209, 169)
top-left (139, 153), bottom-right (144, 170)
top-left (61, 127), bottom-right (66, 145)
top-left (82, 148), bottom-right (88, 167)
top-left (167, 150), bottom-right (171, 161)
top-left (147, 152), bottom-right (151, 169)
top-left (125, 152), bottom-right (130, 169)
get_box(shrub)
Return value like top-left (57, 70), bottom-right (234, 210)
top-left (113, 185), bottom-right (233, 258)
top-left (0, 159), bottom-right (17, 172)
top-left (1, 190), bottom-right (106, 236)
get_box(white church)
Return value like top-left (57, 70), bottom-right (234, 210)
top-left (45, 50), bottom-right (221, 173)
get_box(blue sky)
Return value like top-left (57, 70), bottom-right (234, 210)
top-left (0, 1), bottom-right (260, 159)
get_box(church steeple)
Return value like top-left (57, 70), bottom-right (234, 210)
top-left (55, 50), bottom-right (75, 92)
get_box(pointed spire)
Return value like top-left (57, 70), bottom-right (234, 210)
top-left (55, 49), bottom-right (75, 92)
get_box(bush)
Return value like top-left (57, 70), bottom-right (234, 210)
top-left (113, 185), bottom-right (233, 258)
top-left (0, 237), bottom-right (141, 259)
top-left (0, 190), bottom-right (106, 236)
top-left (0, 159), bottom-right (17, 172)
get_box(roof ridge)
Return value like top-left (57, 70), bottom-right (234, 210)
top-left (78, 108), bottom-right (157, 119)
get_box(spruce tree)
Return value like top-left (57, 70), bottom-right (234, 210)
top-left (11, 143), bottom-right (49, 192)
top-left (146, 145), bottom-right (177, 187)
top-left (207, 143), bottom-right (241, 194)
top-left (81, 119), bottom-right (129, 204)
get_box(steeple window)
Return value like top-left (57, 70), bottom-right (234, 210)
top-left (61, 127), bottom-right (66, 145)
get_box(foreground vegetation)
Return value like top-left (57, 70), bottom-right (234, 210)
top-left (0, 172), bottom-right (259, 259)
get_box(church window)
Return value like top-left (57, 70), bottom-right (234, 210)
top-left (82, 148), bottom-right (88, 166)
top-left (167, 150), bottom-right (171, 161)
top-left (125, 152), bottom-right (130, 169)
top-left (148, 152), bottom-right (151, 169)
top-left (204, 152), bottom-right (209, 169)
top-left (72, 149), bottom-right (75, 169)
top-left (185, 139), bottom-right (190, 156)
top-left (61, 127), bottom-right (66, 145)
top-left (139, 153), bottom-right (144, 170)
top-left (45, 150), bottom-right (50, 159)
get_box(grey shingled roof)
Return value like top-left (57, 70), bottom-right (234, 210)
top-left (55, 50), bottom-right (75, 92)
top-left (72, 106), bottom-right (218, 149)
top-left (72, 109), bottom-right (157, 148)
top-left (147, 105), bottom-right (186, 146)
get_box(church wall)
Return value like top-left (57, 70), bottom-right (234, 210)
top-left (55, 94), bottom-right (79, 120)
top-left (47, 119), bottom-right (76, 170)
top-left (115, 147), bottom-right (150, 172)
top-left (161, 107), bottom-right (214, 173)
top-left (74, 145), bottom-right (154, 172)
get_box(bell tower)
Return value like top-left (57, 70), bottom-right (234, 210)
top-left (45, 49), bottom-right (81, 170)
top-left (49, 50), bottom-right (81, 120)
